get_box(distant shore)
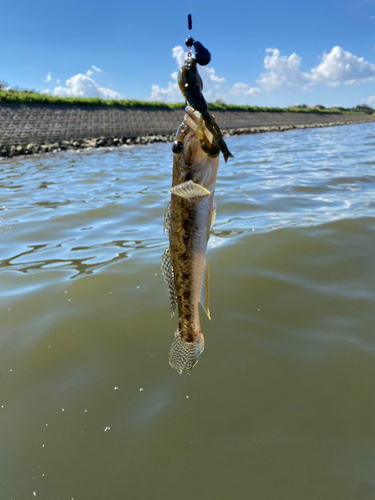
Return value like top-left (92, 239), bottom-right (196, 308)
top-left (1, 91), bottom-right (371, 114)
top-left (0, 102), bottom-right (373, 158)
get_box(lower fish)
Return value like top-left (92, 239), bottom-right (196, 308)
top-left (161, 106), bottom-right (220, 374)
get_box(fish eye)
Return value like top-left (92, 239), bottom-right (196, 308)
top-left (185, 172), bottom-right (194, 181)
top-left (172, 141), bottom-right (183, 154)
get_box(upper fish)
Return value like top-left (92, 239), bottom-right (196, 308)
top-left (178, 55), bottom-right (233, 163)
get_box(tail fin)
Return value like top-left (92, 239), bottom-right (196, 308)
top-left (220, 140), bottom-right (234, 163)
top-left (206, 113), bottom-right (234, 164)
top-left (169, 330), bottom-right (205, 374)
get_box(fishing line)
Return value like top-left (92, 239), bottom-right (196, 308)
top-left (186, 0), bottom-right (193, 57)
top-left (184, 0), bottom-right (211, 65)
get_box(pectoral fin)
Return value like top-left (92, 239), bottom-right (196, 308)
top-left (161, 248), bottom-right (177, 317)
top-left (206, 202), bottom-right (217, 241)
top-left (163, 201), bottom-right (171, 234)
top-left (210, 202), bottom-right (217, 230)
top-left (199, 259), bottom-right (210, 319)
top-left (170, 180), bottom-right (211, 200)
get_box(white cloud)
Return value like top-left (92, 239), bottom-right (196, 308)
top-left (257, 49), bottom-right (310, 91)
top-left (205, 67), bottom-right (225, 83)
top-left (310, 46), bottom-right (375, 83)
top-left (51, 73), bottom-right (122, 99)
top-left (172, 46), bottom-right (185, 68)
top-left (150, 45), bottom-right (375, 104)
top-left (229, 83), bottom-right (261, 97)
top-left (44, 72), bottom-right (52, 82)
top-left (344, 79), bottom-right (358, 86)
top-left (256, 46), bottom-right (375, 92)
top-left (326, 81), bottom-right (341, 88)
top-left (151, 81), bottom-right (181, 102)
top-left (86, 65), bottom-right (102, 77)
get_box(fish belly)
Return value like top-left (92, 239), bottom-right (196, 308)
top-left (169, 194), bottom-right (211, 340)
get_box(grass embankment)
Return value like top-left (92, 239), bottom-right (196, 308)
top-left (0, 91), bottom-right (362, 114)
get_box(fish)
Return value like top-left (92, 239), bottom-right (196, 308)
top-left (161, 106), bottom-right (220, 374)
top-left (178, 55), bottom-right (234, 163)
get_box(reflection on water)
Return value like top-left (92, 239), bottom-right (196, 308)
top-left (1, 124), bottom-right (375, 278)
top-left (1, 123), bottom-right (375, 500)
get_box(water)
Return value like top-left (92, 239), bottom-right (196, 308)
top-left (1, 122), bottom-right (375, 500)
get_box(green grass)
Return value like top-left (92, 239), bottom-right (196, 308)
top-left (0, 90), bottom-right (368, 114)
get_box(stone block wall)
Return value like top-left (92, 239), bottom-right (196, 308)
top-left (0, 103), bottom-right (373, 147)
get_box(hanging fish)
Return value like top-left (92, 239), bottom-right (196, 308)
top-left (178, 54), bottom-right (233, 163)
top-left (161, 106), bottom-right (220, 374)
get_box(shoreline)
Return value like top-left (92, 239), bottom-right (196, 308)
top-left (1, 119), bottom-right (373, 159)
top-left (0, 103), bottom-right (373, 158)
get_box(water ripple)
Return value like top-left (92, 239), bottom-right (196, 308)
top-left (1, 123), bottom-right (375, 278)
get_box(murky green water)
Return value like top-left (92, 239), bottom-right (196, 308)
top-left (1, 123), bottom-right (375, 500)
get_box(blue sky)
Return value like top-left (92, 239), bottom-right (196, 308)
top-left (2, 0), bottom-right (375, 107)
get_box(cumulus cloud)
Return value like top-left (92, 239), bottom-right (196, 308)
top-left (91, 65), bottom-right (102, 73)
top-left (151, 80), bottom-right (181, 102)
top-left (205, 67), bottom-right (225, 83)
top-left (229, 83), bottom-right (261, 97)
top-left (47, 73), bottom-right (122, 99)
top-left (310, 46), bottom-right (375, 84)
top-left (257, 49), bottom-right (310, 91)
top-left (151, 45), bottom-right (375, 103)
top-left (326, 80), bottom-right (341, 88)
top-left (257, 46), bottom-right (375, 92)
top-left (44, 72), bottom-right (52, 82)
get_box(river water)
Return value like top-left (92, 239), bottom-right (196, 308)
top-left (1, 122), bottom-right (375, 500)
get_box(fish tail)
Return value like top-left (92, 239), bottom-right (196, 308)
top-left (219, 139), bottom-right (234, 163)
top-left (169, 330), bottom-right (205, 374)
top-left (205, 117), bottom-right (234, 163)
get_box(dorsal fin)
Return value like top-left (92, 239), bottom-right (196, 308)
top-left (161, 248), bottom-right (177, 317)
top-left (199, 259), bottom-right (210, 319)
top-left (206, 202), bottom-right (217, 241)
top-left (163, 201), bottom-right (171, 234)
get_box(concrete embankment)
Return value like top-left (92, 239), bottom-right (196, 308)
top-left (0, 103), bottom-right (373, 157)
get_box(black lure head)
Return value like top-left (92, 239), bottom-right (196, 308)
top-left (184, 37), bottom-right (211, 66)
top-left (193, 41), bottom-right (211, 66)
top-left (185, 36), bottom-right (194, 48)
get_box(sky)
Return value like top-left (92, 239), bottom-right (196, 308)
top-left (2, 0), bottom-right (375, 108)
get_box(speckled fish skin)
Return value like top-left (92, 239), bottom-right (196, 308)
top-left (165, 107), bottom-right (219, 374)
